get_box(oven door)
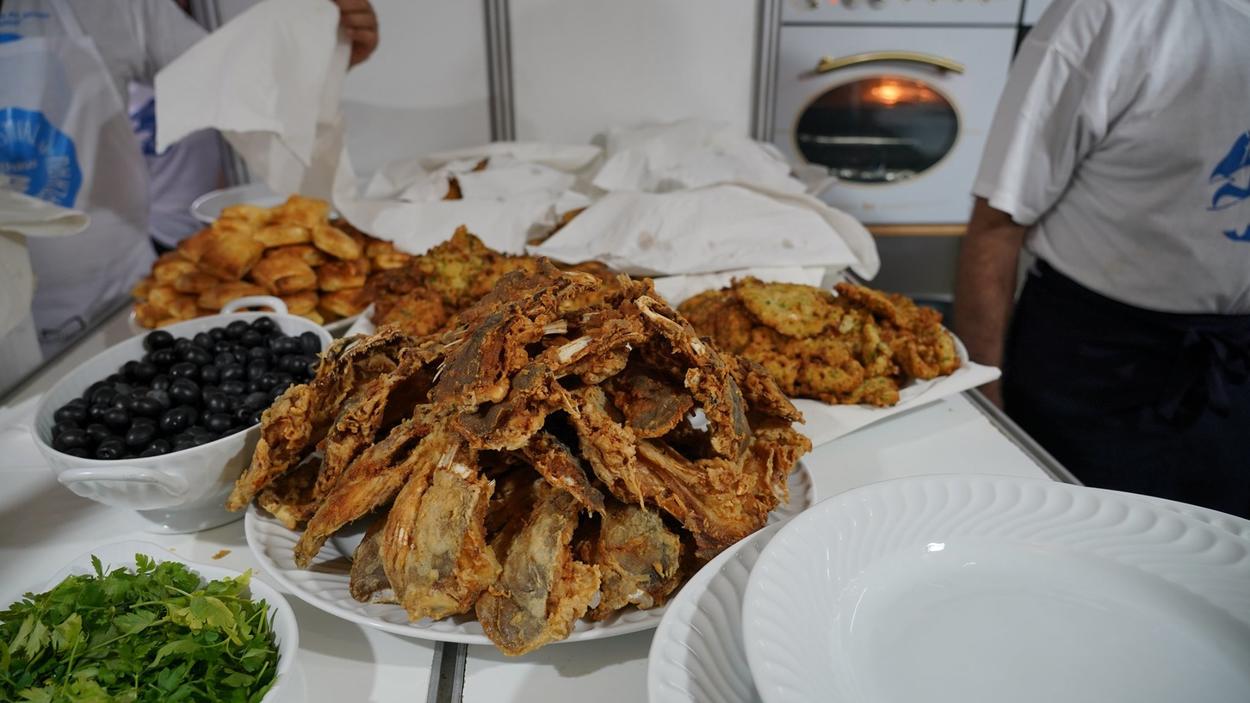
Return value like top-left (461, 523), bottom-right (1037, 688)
top-left (774, 26), bottom-right (1017, 225)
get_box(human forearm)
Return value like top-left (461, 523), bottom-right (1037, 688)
top-left (954, 198), bottom-right (1027, 373)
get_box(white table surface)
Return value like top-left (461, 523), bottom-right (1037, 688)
top-left (0, 308), bottom-right (1053, 703)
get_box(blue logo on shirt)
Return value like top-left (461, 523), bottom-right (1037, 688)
top-left (0, 107), bottom-right (82, 207)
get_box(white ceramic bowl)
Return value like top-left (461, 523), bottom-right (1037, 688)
top-left (38, 540), bottom-right (300, 703)
top-left (32, 297), bottom-right (332, 533)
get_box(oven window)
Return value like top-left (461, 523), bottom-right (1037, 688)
top-left (795, 76), bottom-right (958, 184)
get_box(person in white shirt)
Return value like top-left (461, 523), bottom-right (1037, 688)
top-left (0, 0), bottom-right (378, 351)
top-left (955, 0), bottom-right (1250, 518)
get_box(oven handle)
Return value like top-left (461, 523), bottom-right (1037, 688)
top-left (814, 51), bottom-right (965, 75)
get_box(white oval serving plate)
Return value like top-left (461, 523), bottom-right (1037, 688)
top-left (245, 462), bottom-right (816, 645)
top-left (742, 475), bottom-right (1250, 703)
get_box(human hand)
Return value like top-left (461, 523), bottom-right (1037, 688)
top-left (978, 380), bottom-right (1004, 410)
top-left (333, 0), bottom-right (379, 67)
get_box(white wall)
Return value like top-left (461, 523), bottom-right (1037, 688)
top-left (510, 0), bottom-right (757, 144)
top-left (214, 0), bottom-right (491, 175)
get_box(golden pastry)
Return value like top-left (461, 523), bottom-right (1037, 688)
top-left (152, 256), bottom-right (199, 285)
top-left (173, 271), bottom-right (222, 294)
top-left (131, 276), bottom-right (155, 301)
top-left (198, 226), bottom-right (266, 280)
top-left (219, 203), bottom-right (271, 228)
top-left (251, 255), bottom-right (318, 295)
top-left (272, 195), bottom-right (330, 229)
top-left (311, 225), bottom-right (363, 260)
top-left (198, 281), bottom-right (267, 310)
top-left (280, 290), bottom-right (319, 315)
top-left (254, 224), bottom-right (311, 248)
top-left (319, 287), bottom-right (369, 318)
top-left (267, 244), bottom-right (328, 267)
top-left (175, 228), bottom-right (214, 263)
top-left (317, 260), bottom-right (368, 291)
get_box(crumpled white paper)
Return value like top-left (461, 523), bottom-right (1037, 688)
top-left (795, 343), bottom-right (1001, 447)
top-left (593, 119), bottom-right (804, 195)
top-left (0, 189), bottom-right (88, 339)
top-left (528, 182), bottom-right (879, 278)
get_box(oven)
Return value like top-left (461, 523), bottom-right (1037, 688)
top-left (772, 0), bottom-right (1022, 229)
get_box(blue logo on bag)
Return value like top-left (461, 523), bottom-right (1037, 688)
top-left (0, 107), bottom-right (82, 207)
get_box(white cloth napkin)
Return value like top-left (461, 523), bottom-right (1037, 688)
top-left (155, 0), bottom-right (351, 201)
top-left (528, 182), bottom-right (879, 278)
top-left (0, 189), bottom-right (88, 338)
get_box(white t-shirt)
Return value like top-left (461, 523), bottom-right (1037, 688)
top-left (974, 0), bottom-right (1250, 314)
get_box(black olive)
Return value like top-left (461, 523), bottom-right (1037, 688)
top-left (150, 374), bottom-right (172, 391)
top-left (246, 378), bottom-right (265, 393)
top-left (179, 404), bottom-right (200, 426)
top-left (131, 361), bottom-right (158, 383)
top-left (180, 347), bottom-right (211, 367)
top-left (193, 332), bottom-right (214, 349)
top-left (220, 364), bottom-right (245, 382)
top-left (144, 330), bottom-right (175, 352)
top-left (144, 388), bottom-right (171, 409)
top-left (51, 421), bottom-right (75, 437)
top-left (209, 327), bottom-right (226, 341)
top-left (111, 395), bottom-right (134, 413)
top-left (219, 380), bottom-right (246, 396)
top-left (246, 346), bottom-right (270, 362)
top-left (251, 317), bottom-right (278, 335)
top-left (257, 372), bottom-right (281, 390)
top-left (130, 396), bottom-right (162, 418)
top-left (204, 393), bottom-right (229, 414)
top-left (248, 410), bottom-right (264, 425)
top-left (299, 331), bottom-right (322, 354)
top-left (169, 361), bottom-right (199, 380)
top-left (174, 337), bottom-right (194, 355)
top-left (172, 436), bottom-right (200, 451)
top-left (105, 373), bottom-right (123, 384)
top-left (242, 391), bottom-right (270, 411)
top-left (95, 438), bottom-right (125, 460)
top-left (124, 423), bottom-right (157, 448)
top-left (131, 415), bottom-right (157, 428)
top-left (53, 405), bottom-right (88, 426)
top-left (189, 425), bottom-right (216, 441)
top-left (85, 423), bottom-right (113, 444)
top-left (65, 397), bottom-right (88, 408)
top-left (90, 386), bottom-right (117, 407)
top-left (64, 447), bottom-right (93, 458)
top-left (139, 439), bottom-right (171, 457)
top-left (159, 407), bottom-right (191, 434)
top-left (169, 378), bottom-right (201, 406)
top-left (122, 360), bottom-right (141, 381)
top-left (269, 336), bottom-right (299, 355)
top-left (246, 360), bottom-right (268, 382)
top-left (53, 427), bottom-right (90, 451)
top-left (205, 413), bottom-right (234, 434)
top-left (239, 330), bottom-right (264, 348)
top-left (199, 364), bottom-right (220, 384)
top-left (149, 348), bottom-right (177, 367)
top-left (234, 407), bottom-right (255, 424)
top-left (269, 384), bottom-right (291, 401)
top-left (87, 404), bottom-right (109, 422)
top-left (225, 320), bottom-right (250, 339)
top-left (214, 351), bottom-right (237, 367)
top-left (102, 407), bottom-right (130, 431)
top-left (213, 341), bottom-right (234, 356)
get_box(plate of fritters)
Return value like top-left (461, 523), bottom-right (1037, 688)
top-left (231, 263), bottom-right (813, 654)
top-left (679, 277), bottom-right (962, 407)
top-left (131, 195), bottom-right (411, 331)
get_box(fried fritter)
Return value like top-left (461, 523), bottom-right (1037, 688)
top-left (679, 279), bottom-right (961, 407)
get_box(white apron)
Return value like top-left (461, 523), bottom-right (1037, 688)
top-left (0, 0), bottom-right (153, 346)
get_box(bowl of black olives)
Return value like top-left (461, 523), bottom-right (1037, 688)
top-left (32, 296), bottom-right (332, 533)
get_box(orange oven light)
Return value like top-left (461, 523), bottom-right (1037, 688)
top-left (869, 81), bottom-right (905, 106)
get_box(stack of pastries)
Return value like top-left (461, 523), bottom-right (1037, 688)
top-left (131, 195), bottom-right (410, 327)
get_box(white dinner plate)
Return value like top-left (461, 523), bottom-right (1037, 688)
top-left (742, 475), bottom-right (1250, 703)
top-left (246, 461), bottom-right (816, 645)
top-left (648, 522), bottom-right (783, 703)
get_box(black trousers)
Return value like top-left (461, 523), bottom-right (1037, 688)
top-left (1004, 262), bottom-right (1250, 519)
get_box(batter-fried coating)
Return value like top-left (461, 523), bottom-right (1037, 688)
top-left (679, 279), bottom-right (960, 407)
top-left (586, 500), bottom-right (683, 619)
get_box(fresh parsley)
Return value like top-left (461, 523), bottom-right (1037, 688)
top-left (1, 554), bottom-right (280, 703)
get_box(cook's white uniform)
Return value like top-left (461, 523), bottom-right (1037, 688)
top-left (0, 0), bottom-right (205, 347)
top-left (974, 0), bottom-right (1250, 314)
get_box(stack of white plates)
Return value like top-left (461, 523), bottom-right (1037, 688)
top-left (648, 475), bottom-right (1250, 703)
